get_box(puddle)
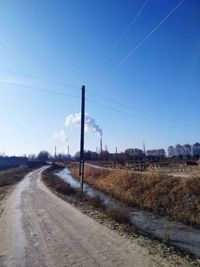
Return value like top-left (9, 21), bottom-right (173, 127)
top-left (169, 172), bottom-right (191, 178)
top-left (57, 168), bottom-right (116, 207)
top-left (57, 167), bottom-right (200, 258)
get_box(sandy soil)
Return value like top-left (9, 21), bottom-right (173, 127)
top-left (0, 167), bottom-right (197, 267)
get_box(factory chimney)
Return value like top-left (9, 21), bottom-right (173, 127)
top-left (143, 142), bottom-right (146, 156)
top-left (54, 146), bottom-right (57, 159)
top-left (100, 137), bottom-right (103, 153)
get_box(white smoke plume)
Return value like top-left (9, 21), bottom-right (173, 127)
top-left (65, 113), bottom-right (102, 138)
top-left (54, 129), bottom-right (68, 143)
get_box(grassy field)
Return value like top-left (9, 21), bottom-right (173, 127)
top-left (68, 163), bottom-right (200, 227)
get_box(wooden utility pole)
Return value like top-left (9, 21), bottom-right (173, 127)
top-left (79, 85), bottom-right (85, 192)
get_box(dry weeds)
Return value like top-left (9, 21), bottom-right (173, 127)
top-left (68, 163), bottom-right (200, 227)
top-left (0, 166), bottom-right (29, 187)
top-left (42, 167), bottom-right (76, 195)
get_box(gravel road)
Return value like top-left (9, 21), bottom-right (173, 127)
top-left (0, 167), bottom-right (185, 267)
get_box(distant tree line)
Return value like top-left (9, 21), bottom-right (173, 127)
top-left (124, 148), bottom-right (144, 156)
top-left (0, 156), bottom-right (28, 170)
top-left (0, 150), bottom-right (71, 163)
top-left (168, 143), bottom-right (200, 159)
top-left (33, 150), bottom-right (71, 161)
top-left (75, 151), bottom-right (99, 161)
top-left (2, 142), bottom-right (200, 165)
top-left (74, 142), bottom-right (200, 162)
top-left (124, 148), bottom-right (166, 157)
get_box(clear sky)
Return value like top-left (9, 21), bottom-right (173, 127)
top-left (0, 0), bottom-right (200, 156)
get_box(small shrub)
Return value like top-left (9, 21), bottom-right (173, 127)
top-left (106, 205), bottom-right (130, 224)
top-left (86, 195), bottom-right (105, 209)
top-left (54, 183), bottom-right (75, 195)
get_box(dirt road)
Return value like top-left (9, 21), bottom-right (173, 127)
top-left (0, 167), bottom-right (180, 267)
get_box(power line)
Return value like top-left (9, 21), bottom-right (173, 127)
top-left (104, 0), bottom-right (185, 79)
top-left (1, 78), bottom-right (199, 134)
top-left (2, 66), bottom-right (200, 129)
top-left (0, 68), bottom-right (80, 90)
top-left (100, 0), bottom-right (150, 67)
top-left (87, 98), bottom-right (200, 135)
top-left (87, 89), bottom-right (200, 130)
top-left (0, 80), bottom-right (80, 99)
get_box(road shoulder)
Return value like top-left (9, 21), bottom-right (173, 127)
top-left (41, 168), bottom-right (199, 267)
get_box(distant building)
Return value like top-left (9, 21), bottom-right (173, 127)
top-left (146, 149), bottom-right (166, 157)
top-left (124, 148), bottom-right (144, 156)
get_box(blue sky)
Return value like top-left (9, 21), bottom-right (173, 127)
top-left (0, 0), bottom-right (200, 156)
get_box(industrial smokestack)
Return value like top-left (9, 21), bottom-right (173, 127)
top-left (143, 142), bottom-right (146, 156)
top-left (100, 137), bottom-right (102, 153)
top-left (55, 146), bottom-right (57, 158)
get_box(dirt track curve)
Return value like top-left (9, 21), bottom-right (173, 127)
top-left (0, 167), bottom-right (178, 267)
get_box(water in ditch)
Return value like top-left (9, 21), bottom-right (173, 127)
top-left (57, 167), bottom-right (200, 258)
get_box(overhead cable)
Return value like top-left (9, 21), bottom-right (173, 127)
top-left (104, 0), bottom-right (185, 79)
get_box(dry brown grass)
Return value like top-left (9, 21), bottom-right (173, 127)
top-left (0, 166), bottom-right (29, 187)
top-left (68, 163), bottom-right (200, 227)
top-left (0, 166), bottom-right (30, 207)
